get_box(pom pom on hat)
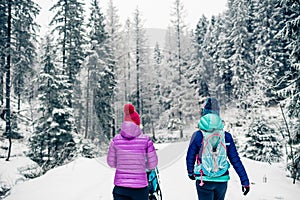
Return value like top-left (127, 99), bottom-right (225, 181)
top-left (202, 97), bottom-right (220, 116)
top-left (124, 104), bottom-right (135, 115)
top-left (124, 103), bottom-right (141, 125)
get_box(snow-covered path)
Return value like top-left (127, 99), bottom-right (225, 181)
top-left (157, 141), bottom-right (188, 170)
top-left (4, 141), bottom-right (300, 200)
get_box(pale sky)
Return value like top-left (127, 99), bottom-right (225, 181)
top-left (102, 0), bottom-right (227, 28)
top-left (36, 0), bottom-right (227, 35)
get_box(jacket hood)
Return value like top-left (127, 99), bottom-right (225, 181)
top-left (120, 121), bottom-right (142, 139)
top-left (198, 113), bottom-right (224, 132)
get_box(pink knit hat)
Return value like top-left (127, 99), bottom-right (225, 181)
top-left (124, 103), bottom-right (140, 125)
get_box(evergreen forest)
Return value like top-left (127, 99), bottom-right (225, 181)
top-left (0, 0), bottom-right (299, 183)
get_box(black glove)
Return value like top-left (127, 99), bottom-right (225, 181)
top-left (242, 185), bottom-right (250, 195)
top-left (188, 173), bottom-right (195, 180)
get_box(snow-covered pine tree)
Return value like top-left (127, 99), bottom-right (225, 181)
top-left (104, 0), bottom-right (122, 137)
top-left (83, 46), bottom-right (100, 140)
top-left (89, 0), bottom-right (108, 45)
top-left (153, 38), bottom-right (175, 131)
top-left (132, 6), bottom-right (148, 115)
top-left (86, 0), bottom-right (117, 140)
top-left (147, 43), bottom-right (164, 139)
top-left (253, 0), bottom-right (290, 105)
top-left (202, 15), bottom-right (226, 101)
top-left (244, 116), bottom-right (282, 163)
top-left (30, 35), bottom-right (77, 170)
top-left (140, 42), bottom-right (166, 138)
top-left (226, 0), bottom-right (255, 103)
top-left (1, 0), bottom-right (40, 161)
top-left (238, 0), bottom-right (285, 163)
top-left (49, 0), bottom-right (86, 132)
top-left (163, 31), bottom-right (182, 134)
top-left (93, 45), bottom-right (116, 140)
top-left (218, 1), bottom-right (235, 105)
top-left (219, 0), bottom-right (257, 130)
top-left (276, 0), bottom-right (300, 183)
top-left (242, 61), bottom-right (283, 163)
top-left (118, 19), bottom-right (131, 96)
top-left (115, 18), bottom-right (133, 128)
top-left (194, 15), bottom-right (209, 59)
top-left (188, 15), bottom-right (210, 104)
top-left (11, 0), bottom-right (40, 111)
top-left (84, 0), bottom-right (107, 140)
top-left (105, 0), bottom-right (122, 55)
top-left (167, 0), bottom-right (194, 138)
top-left (140, 49), bottom-right (155, 137)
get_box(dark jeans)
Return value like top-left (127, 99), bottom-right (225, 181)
top-left (196, 181), bottom-right (227, 200)
top-left (113, 185), bottom-right (149, 200)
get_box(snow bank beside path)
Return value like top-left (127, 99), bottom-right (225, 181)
top-left (4, 142), bottom-right (300, 200)
top-left (4, 157), bottom-right (114, 200)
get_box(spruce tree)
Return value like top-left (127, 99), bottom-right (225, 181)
top-left (276, 0), bottom-right (300, 183)
top-left (140, 44), bottom-right (161, 137)
top-left (244, 117), bottom-right (282, 163)
top-left (168, 0), bottom-right (191, 138)
top-left (243, 62), bottom-right (283, 163)
top-left (89, 0), bottom-right (107, 44)
top-left (188, 15), bottom-right (210, 102)
top-left (29, 35), bottom-right (77, 170)
top-left (218, 1), bottom-right (235, 103)
top-left (226, 0), bottom-right (255, 102)
top-left (49, 0), bottom-right (86, 132)
top-left (152, 43), bottom-right (164, 126)
top-left (254, 0), bottom-right (290, 104)
top-left (121, 18), bottom-right (134, 101)
top-left (103, 0), bottom-right (121, 137)
top-left (84, 0), bottom-right (108, 139)
top-left (93, 45), bottom-right (116, 140)
top-left (105, 0), bottom-right (122, 54)
top-left (87, 0), bottom-right (116, 140)
top-left (132, 7), bottom-right (148, 114)
top-left (202, 15), bottom-right (225, 100)
top-left (11, 0), bottom-right (40, 111)
top-left (84, 47), bottom-right (100, 139)
top-left (115, 18), bottom-right (132, 128)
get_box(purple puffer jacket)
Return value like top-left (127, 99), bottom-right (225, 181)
top-left (107, 121), bottom-right (158, 188)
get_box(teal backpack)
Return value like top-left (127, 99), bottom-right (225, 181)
top-left (194, 114), bottom-right (230, 185)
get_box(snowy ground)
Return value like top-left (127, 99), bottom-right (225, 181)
top-left (2, 141), bottom-right (300, 200)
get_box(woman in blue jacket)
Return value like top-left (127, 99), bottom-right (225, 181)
top-left (186, 98), bottom-right (250, 200)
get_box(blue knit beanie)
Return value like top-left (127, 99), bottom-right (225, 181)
top-left (202, 97), bottom-right (220, 116)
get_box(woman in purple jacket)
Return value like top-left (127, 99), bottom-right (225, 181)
top-left (107, 103), bottom-right (158, 200)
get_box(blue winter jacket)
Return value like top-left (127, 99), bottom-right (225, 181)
top-left (186, 121), bottom-right (250, 186)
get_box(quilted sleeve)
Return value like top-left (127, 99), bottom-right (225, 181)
top-left (146, 138), bottom-right (158, 170)
top-left (106, 139), bottom-right (117, 168)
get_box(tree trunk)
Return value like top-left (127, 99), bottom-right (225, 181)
top-left (5, 0), bottom-right (12, 161)
top-left (127, 52), bottom-right (131, 102)
top-left (151, 121), bottom-right (156, 141)
top-left (85, 68), bottom-right (90, 138)
top-left (280, 104), bottom-right (296, 184)
top-left (0, 56), bottom-right (4, 105)
top-left (112, 116), bottom-right (116, 137)
top-left (136, 45), bottom-right (140, 113)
